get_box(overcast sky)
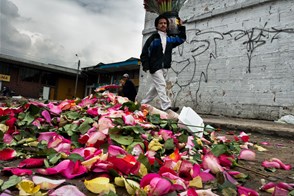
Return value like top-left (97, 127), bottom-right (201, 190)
top-left (0, 0), bottom-right (146, 68)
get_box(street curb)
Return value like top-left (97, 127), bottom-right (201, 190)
top-left (201, 115), bottom-right (294, 138)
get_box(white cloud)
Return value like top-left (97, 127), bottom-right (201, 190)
top-left (0, 0), bottom-right (146, 68)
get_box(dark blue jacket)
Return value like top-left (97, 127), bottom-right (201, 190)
top-left (122, 79), bottom-right (137, 101)
top-left (140, 26), bottom-right (186, 74)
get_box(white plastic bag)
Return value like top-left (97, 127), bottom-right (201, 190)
top-left (275, 115), bottom-right (294, 125)
top-left (178, 106), bottom-right (204, 137)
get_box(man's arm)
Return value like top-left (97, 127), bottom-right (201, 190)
top-left (171, 25), bottom-right (186, 48)
top-left (140, 35), bottom-right (153, 72)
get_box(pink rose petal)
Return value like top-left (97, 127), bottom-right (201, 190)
top-left (262, 160), bottom-right (280, 169)
top-left (238, 149), bottom-right (256, 161)
top-left (18, 158), bottom-right (45, 168)
top-left (237, 185), bottom-right (259, 196)
top-left (32, 176), bottom-right (66, 190)
top-left (2, 167), bottom-right (32, 176)
top-left (0, 148), bottom-right (17, 161)
top-left (273, 186), bottom-right (289, 196)
top-left (140, 173), bottom-right (161, 187)
top-left (49, 185), bottom-right (85, 196)
top-left (122, 114), bottom-right (136, 125)
top-left (150, 177), bottom-right (172, 196)
top-left (271, 158), bottom-right (292, 170)
top-left (202, 154), bottom-right (224, 174)
top-left (41, 110), bottom-right (52, 124)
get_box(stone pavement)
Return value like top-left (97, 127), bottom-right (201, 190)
top-left (200, 114), bottom-right (294, 138)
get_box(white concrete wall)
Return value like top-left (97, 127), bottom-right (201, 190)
top-left (137, 0), bottom-right (294, 120)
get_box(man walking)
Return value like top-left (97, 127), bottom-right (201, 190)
top-left (140, 15), bottom-right (186, 112)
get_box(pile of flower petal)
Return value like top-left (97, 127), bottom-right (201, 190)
top-left (0, 90), bottom-right (293, 196)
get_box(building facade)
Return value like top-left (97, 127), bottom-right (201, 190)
top-left (0, 54), bottom-right (85, 100)
top-left (137, 0), bottom-right (294, 120)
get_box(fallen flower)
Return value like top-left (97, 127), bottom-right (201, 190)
top-left (227, 171), bottom-right (248, 179)
top-left (237, 185), bottom-right (259, 196)
top-left (84, 177), bottom-right (116, 194)
top-left (107, 154), bottom-right (140, 175)
top-left (18, 158), bottom-right (45, 168)
top-left (238, 149), bottom-right (256, 161)
top-left (271, 158), bottom-right (292, 170)
top-left (49, 185), bottom-right (85, 196)
top-left (17, 179), bottom-right (40, 195)
top-left (0, 148), bottom-right (17, 161)
top-left (148, 138), bottom-right (163, 151)
top-left (238, 131), bottom-right (250, 142)
top-left (2, 167), bottom-right (33, 176)
top-left (254, 144), bottom-right (268, 152)
top-left (218, 154), bottom-right (235, 168)
top-left (37, 160), bottom-right (87, 179)
top-left (123, 177), bottom-right (141, 195)
top-left (260, 181), bottom-right (294, 193)
top-left (262, 160), bottom-right (281, 169)
top-left (202, 154), bottom-right (224, 174)
top-left (272, 186), bottom-right (289, 196)
top-left (32, 176), bottom-right (66, 190)
top-left (0, 190), bottom-right (12, 196)
top-left (179, 188), bottom-right (219, 196)
top-left (140, 175), bottom-right (172, 196)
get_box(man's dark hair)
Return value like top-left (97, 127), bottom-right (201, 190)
top-left (154, 15), bottom-right (169, 28)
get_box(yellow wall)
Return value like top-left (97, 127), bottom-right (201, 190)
top-left (57, 78), bottom-right (84, 100)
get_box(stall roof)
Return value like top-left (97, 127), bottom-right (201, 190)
top-left (0, 54), bottom-right (78, 75)
top-left (82, 57), bottom-right (141, 73)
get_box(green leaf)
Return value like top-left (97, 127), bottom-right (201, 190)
top-left (29, 104), bottom-right (41, 116)
top-left (0, 179), bottom-right (3, 186)
top-left (44, 159), bottom-right (50, 168)
top-left (170, 123), bottom-right (178, 132)
top-left (71, 133), bottom-right (82, 148)
top-left (110, 133), bottom-right (134, 145)
top-left (221, 187), bottom-right (237, 196)
top-left (1, 175), bottom-right (22, 190)
top-left (37, 140), bottom-right (48, 150)
top-left (211, 144), bottom-right (228, 157)
top-left (122, 126), bottom-right (144, 134)
top-left (160, 120), bottom-right (168, 128)
top-left (68, 153), bottom-right (84, 162)
top-left (23, 112), bottom-right (35, 125)
top-left (77, 117), bottom-right (94, 134)
top-left (121, 102), bottom-right (140, 112)
top-left (65, 111), bottom-right (80, 120)
top-left (148, 114), bottom-right (161, 124)
top-left (191, 153), bottom-right (202, 162)
top-left (177, 133), bottom-right (188, 143)
top-left (103, 191), bottom-right (117, 196)
top-left (164, 138), bottom-right (175, 150)
top-left (48, 153), bottom-right (61, 165)
top-left (112, 118), bottom-right (124, 126)
top-left (138, 154), bottom-right (151, 171)
top-left (0, 115), bottom-right (9, 122)
top-left (78, 122), bottom-right (91, 134)
top-left (0, 131), bottom-right (3, 143)
top-left (229, 142), bottom-right (241, 154)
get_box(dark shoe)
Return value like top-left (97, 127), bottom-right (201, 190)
top-left (168, 106), bottom-right (179, 112)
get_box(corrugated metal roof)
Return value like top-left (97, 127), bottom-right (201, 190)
top-left (0, 54), bottom-right (78, 75)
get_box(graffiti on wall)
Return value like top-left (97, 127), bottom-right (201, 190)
top-left (169, 23), bottom-right (294, 108)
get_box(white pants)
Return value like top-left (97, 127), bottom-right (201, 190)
top-left (141, 69), bottom-right (171, 110)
